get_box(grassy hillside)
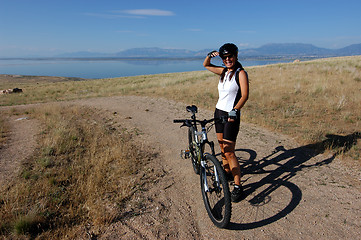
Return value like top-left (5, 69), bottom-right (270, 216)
top-left (1, 56), bottom-right (360, 158)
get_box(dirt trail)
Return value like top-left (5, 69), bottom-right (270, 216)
top-left (1, 95), bottom-right (360, 239)
top-left (0, 115), bottom-right (38, 186)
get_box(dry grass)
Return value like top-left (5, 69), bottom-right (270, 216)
top-left (0, 105), bottom-right (154, 238)
top-left (0, 115), bottom-right (7, 148)
top-left (1, 56), bottom-right (360, 157)
top-left (0, 71), bottom-right (217, 106)
top-left (244, 56), bottom-right (360, 159)
top-left (1, 56), bottom-right (360, 159)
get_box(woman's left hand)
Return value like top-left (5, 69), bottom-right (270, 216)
top-left (228, 109), bottom-right (238, 122)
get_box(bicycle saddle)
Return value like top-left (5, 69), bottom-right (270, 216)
top-left (186, 105), bottom-right (198, 113)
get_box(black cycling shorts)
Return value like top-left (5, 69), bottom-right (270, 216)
top-left (214, 108), bottom-right (240, 142)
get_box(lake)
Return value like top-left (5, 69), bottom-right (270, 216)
top-left (0, 58), bottom-right (290, 79)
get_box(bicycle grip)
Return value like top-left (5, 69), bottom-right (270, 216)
top-left (173, 119), bottom-right (184, 123)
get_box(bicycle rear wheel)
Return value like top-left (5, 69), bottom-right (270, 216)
top-left (200, 154), bottom-right (231, 228)
top-left (188, 126), bottom-right (200, 174)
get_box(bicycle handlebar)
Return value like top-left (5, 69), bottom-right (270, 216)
top-left (173, 116), bottom-right (227, 125)
top-left (173, 105), bottom-right (228, 127)
top-left (173, 119), bottom-right (193, 128)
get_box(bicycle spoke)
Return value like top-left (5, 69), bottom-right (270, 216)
top-left (200, 155), bottom-right (231, 228)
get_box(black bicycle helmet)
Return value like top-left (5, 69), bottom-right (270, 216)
top-left (219, 43), bottom-right (238, 58)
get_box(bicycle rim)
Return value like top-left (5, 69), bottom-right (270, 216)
top-left (188, 127), bottom-right (200, 174)
top-left (200, 154), bottom-right (231, 228)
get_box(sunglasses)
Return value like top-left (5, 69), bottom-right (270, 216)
top-left (221, 55), bottom-right (234, 60)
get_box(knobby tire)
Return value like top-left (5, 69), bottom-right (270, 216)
top-left (200, 154), bottom-right (231, 228)
top-left (188, 126), bottom-right (200, 174)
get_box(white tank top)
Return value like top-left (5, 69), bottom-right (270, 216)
top-left (216, 69), bottom-right (242, 112)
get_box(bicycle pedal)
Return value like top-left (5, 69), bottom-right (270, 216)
top-left (181, 149), bottom-right (190, 159)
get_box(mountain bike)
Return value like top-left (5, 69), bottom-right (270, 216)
top-left (173, 105), bottom-right (231, 228)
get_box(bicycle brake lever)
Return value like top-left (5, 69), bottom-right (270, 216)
top-left (180, 123), bottom-right (187, 128)
top-left (181, 120), bottom-right (193, 128)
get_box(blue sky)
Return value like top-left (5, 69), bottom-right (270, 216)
top-left (1, 0), bottom-right (361, 57)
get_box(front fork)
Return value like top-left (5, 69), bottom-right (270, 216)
top-left (201, 159), bottom-right (220, 192)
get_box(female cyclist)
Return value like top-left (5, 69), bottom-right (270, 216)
top-left (203, 43), bottom-right (249, 202)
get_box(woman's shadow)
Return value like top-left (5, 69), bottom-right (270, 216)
top-left (226, 132), bottom-right (360, 230)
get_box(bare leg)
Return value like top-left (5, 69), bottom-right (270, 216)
top-left (217, 133), bottom-right (241, 185)
top-left (216, 133), bottom-right (230, 173)
top-left (223, 140), bottom-right (241, 186)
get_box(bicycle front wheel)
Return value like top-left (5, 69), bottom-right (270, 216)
top-left (200, 154), bottom-right (231, 228)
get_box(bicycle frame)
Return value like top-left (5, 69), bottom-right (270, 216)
top-left (190, 124), bottom-right (216, 156)
top-left (180, 108), bottom-right (220, 192)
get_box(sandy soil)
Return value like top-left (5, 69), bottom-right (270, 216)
top-left (1, 95), bottom-right (360, 239)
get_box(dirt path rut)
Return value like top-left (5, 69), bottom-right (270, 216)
top-left (0, 115), bottom-right (38, 186)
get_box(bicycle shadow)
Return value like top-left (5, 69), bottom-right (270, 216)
top-left (225, 132), bottom-right (360, 230)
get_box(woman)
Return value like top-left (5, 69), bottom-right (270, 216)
top-left (203, 43), bottom-right (249, 202)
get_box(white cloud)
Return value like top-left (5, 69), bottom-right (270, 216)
top-left (84, 12), bottom-right (143, 19)
top-left (118, 9), bottom-right (175, 16)
top-left (85, 9), bottom-right (175, 19)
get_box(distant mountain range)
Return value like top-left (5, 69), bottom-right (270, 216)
top-left (55, 48), bottom-right (207, 58)
top-left (55, 43), bottom-right (361, 58)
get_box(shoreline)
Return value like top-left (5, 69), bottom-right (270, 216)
top-left (1, 55), bottom-right (360, 80)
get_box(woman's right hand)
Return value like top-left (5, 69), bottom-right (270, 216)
top-left (207, 51), bottom-right (219, 58)
top-left (204, 50), bottom-right (224, 75)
